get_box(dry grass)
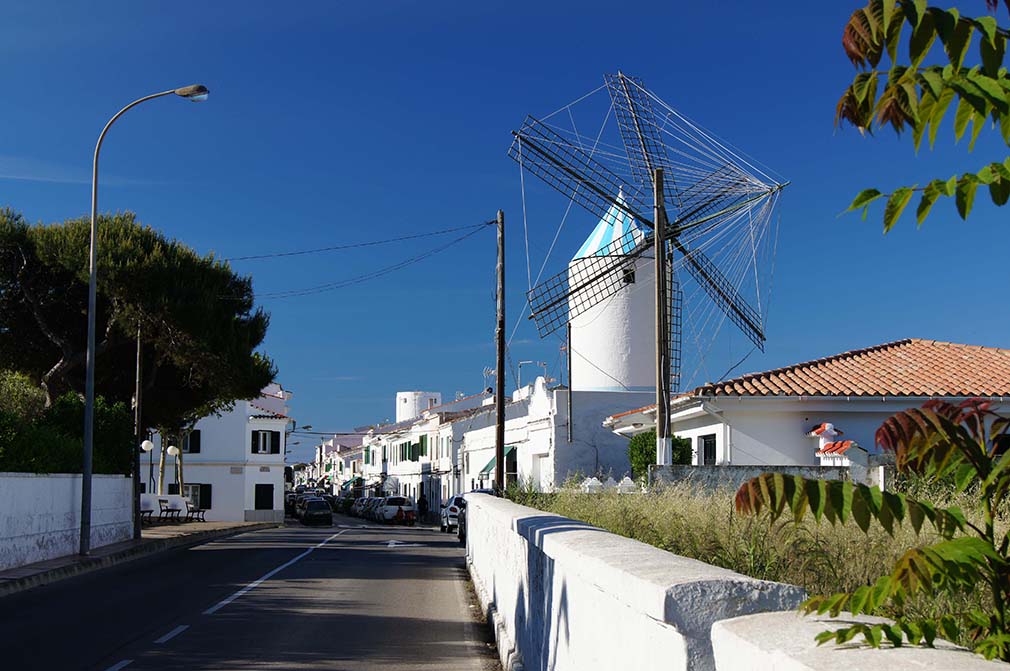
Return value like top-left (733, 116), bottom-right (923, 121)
top-left (511, 481), bottom-right (990, 635)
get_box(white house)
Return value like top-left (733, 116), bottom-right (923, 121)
top-left (359, 390), bottom-right (492, 510)
top-left (149, 383), bottom-right (292, 522)
top-left (604, 339), bottom-right (1010, 467)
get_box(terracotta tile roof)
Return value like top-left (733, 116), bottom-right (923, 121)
top-left (807, 423), bottom-right (843, 436)
top-left (817, 440), bottom-right (860, 456)
top-left (249, 401), bottom-right (289, 420)
top-left (695, 339), bottom-right (1010, 398)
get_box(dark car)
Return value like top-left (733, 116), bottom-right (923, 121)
top-left (322, 494), bottom-right (337, 511)
top-left (457, 488), bottom-right (498, 545)
top-left (301, 499), bottom-right (333, 525)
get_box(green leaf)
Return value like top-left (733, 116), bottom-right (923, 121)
top-left (909, 11), bottom-right (936, 67)
top-left (944, 175), bottom-right (958, 195)
top-left (846, 188), bottom-right (885, 220)
top-left (954, 97), bottom-right (973, 141)
top-left (918, 67), bottom-right (944, 99)
top-left (929, 87), bottom-right (956, 149)
top-left (956, 174), bottom-right (980, 219)
top-left (908, 500), bottom-right (926, 533)
top-left (884, 187), bottom-right (914, 232)
top-left (916, 181), bottom-right (942, 225)
top-left (955, 462), bottom-right (977, 491)
top-left (981, 34), bottom-right (1006, 77)
top-left (966, 71), bottom-right (1008, 110)
top-left (944, 15), bottom-right (974, 70)
top-left (807, 478), bottom-right (827, 523)
top-left (882, 623), bottom-right (904, 646)
top-left (976, 16), bottom-right (998, 48)
top-left (852, 490), bottom-right (871, 533)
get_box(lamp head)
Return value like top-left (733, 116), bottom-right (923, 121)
top-left (174, 84), bottom-right (209, 102)
top-left (167, 445), bottom-right (180, 456)
top-left (141, 439), bottom-right (154, 452)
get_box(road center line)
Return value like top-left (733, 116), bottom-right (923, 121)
top-left (154, 624), bottom-right (189, 644)
top-left (203, 529), bottom-right (349, 615)
top-left (104, 660), bottom-right (132, 671)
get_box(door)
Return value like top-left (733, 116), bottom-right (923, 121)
top-left (701, 434), bottom-right (717, 465)
top-left (255, 483), bottom-right (274, 510)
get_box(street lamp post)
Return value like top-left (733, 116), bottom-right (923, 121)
top-left (80, 84), bottom-right (209, 556)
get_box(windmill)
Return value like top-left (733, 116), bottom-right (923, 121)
top-left (508, 72), bottom-right (786, 464)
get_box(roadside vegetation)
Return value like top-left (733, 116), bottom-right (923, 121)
top-left (510, 473), bottom-right (991, 652)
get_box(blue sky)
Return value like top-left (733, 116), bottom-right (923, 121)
top-left (4, 1), bottom-right (1009, 462)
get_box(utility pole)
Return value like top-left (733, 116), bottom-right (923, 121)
top-left (654, 169), bottom-right (671, 466)
top-left (132, 325), bottom-right (143, 540)
top-left (495, 209), bottom-right (506, 493)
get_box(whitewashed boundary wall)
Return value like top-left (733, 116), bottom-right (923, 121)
top-left (466, 494), bottom-right (1010, 671)
top-left (0, 472), bottom-right (132, 571)
top-left (465, 494), bottom-right (804, 671)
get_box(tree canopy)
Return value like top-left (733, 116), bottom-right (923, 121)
top-left (0, 209), bottom-right (276, 431)
top-left (839, 0), bottom-right (1010, 229)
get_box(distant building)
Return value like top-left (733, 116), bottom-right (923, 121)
top-left (150, 383), bottom-right (292, 522)
top-left (604, 339), bottom-right (1010, 467)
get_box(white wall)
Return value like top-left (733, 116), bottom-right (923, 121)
top-left (466, 494), bottom-right (803, 671)
top-left (0, 473), bottom-right (132, 571)
top-left (467, 494), bottom-right (1004, 671)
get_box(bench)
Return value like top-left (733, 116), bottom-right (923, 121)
top-left (140, 509), bottom-right (154, 524)
top-left (158, 498), bottom-right (182, 522)
top-left (185, 501), bottom-right (207, 522)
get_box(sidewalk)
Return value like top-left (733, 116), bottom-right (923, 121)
top-left (0, 520), bottom-right (278, 599)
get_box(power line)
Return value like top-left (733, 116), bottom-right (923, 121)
top-left (225, 222), bottom-right (493, 262)
top-left (253, 225), bottom-right (491, 300)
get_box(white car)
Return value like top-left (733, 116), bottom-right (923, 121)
top-left (440, 496), bottom-right (465, 532)
top-left (376, 496), bottom-right (416, 525)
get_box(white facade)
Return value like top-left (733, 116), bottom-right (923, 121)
top-left (395, 391), bottom-right (442, 423)
top-left (608, 395), bottom-right (1007, 468)
top-left (459, 377), bottom-right (652, 492)
top-left (150, 383), bottom-right (291, 522)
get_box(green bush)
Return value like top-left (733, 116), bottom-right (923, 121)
top-left (628, 430), bottom-right (692, 479)
top-left (0, 393), bottom-right (133, 474)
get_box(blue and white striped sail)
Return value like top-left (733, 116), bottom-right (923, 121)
top-left (572, 189), bottom-right (644, 260)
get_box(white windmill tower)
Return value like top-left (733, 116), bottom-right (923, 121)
top-left (567, 189), bottom-right (657, 392)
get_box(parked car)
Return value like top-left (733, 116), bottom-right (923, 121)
top-left (295, 495), bottom-right (321, 519)
top-left (440, 496), bottom-right (465, 532)
top-left (457, 489), bottom-right (498, 545)
top-left (322, 494), bottom-right (337, 511)
top-left (351, 497), bottom-right (368, 517)
top-left (365, 497), bottom-right (383, 521)
top-left (376, 496), bottom-right (416, 525)
top-left (301, 498), bottom-right (333, 525)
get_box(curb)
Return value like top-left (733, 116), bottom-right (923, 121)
top-left (0, 522), bottom-right (280, 599)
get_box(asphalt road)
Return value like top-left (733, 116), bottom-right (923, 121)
top-left (0, 517), bottom-right (499, 671)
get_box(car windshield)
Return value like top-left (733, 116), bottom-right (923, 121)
top-left (452, 497), bottom-right (465, 506)
top-left (385, 497), bottom-right (406, 506)
top-left (306, 500), bottom-right (329, 511)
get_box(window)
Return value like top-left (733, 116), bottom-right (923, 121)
top-left (250, 430), bottom-right (280, 455)
top-left (700, 434), bottom-right (717, 465)
top-left (183, 483), bottom-right (201, 508)
top-left (182, 430), bottom-right (201, 454)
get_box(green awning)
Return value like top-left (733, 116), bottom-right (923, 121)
top-left (479, 445), bottom-right (516, 474)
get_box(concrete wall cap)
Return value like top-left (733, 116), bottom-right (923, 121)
top-left (712, 611), bottom-right (1010, 670)
top-left (468, 494), bottom-right (804, 630)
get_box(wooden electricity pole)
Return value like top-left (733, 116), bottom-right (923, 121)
top-left (495, 209), bottom-right (506, 493)
top-left (654, 169), bottom-right (671, 466)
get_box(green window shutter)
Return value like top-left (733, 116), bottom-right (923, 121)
top-left (420, 434), bottom-right (427, 456)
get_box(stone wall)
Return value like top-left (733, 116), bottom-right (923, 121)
top-left (0, 472), bottom-right (132, 571)
top-left (465, 493), bottom-right (1009, 671)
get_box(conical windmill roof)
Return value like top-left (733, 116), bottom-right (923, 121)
top-left (572, 189), bottom-right (644, 260)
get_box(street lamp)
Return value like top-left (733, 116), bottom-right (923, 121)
top-left (141, 439), bottom-right (155, 492)
top-left (80, 84), bottom-right (209, 556)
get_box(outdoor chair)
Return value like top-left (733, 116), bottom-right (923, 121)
top-left (185, 500), bottom-right (207, 522)
top-left (158, 498), bottom-right (181, 522)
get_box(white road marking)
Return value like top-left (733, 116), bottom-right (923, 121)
top-left (104, 661), bottom-right (132, 671)
top-left (203, 529), bottom-right (349, 615)
top-left (386, 540), bottom-right (422, 548)
top-left (154, 624), bottom-right (189, 644)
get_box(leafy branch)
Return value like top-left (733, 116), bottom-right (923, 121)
top-left (736, 399), bottom-right (1010, 661)
top-left (838, 0), bottom-right (1010, 229)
